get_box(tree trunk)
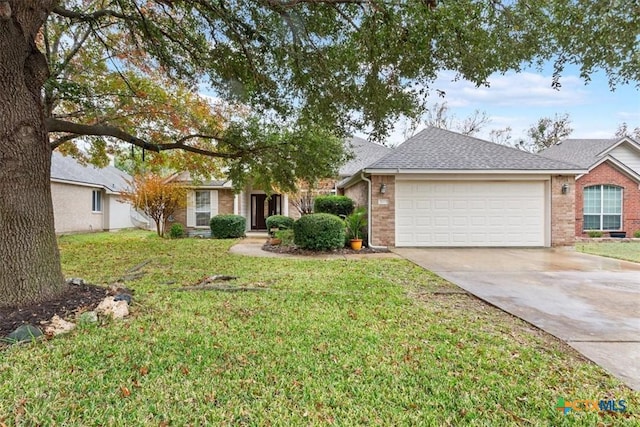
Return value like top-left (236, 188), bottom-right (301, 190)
top-left (0, 1), bottom-right (67, 308)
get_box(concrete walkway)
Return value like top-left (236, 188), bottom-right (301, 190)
top-left (393, 247), bottom-right (640, 391)
top-left (229, 237), bottom-right (400, 260)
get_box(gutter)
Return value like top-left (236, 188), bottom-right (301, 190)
top-left (360, 172), bottom-right (388, 250)
top-left (363, 168), bottom-right (588, 175)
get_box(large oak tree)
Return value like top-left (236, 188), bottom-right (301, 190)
top-left (1, 0), bottom-right (637, 307)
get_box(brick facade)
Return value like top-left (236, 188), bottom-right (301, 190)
top-left (346, 175), bottom-right (576, 248)
top-left (343, 180), bottom-right (368, 208)
top-left (218, 189), bottom-right (235, 215)
top-left (174, 188), bottom-right (235, 229)
top-left (574, 162), bottom-right (640, 237)
top-left (369, 175), bottom-right (395, 246)
top-left (550, 175), bottom-right (576, 246)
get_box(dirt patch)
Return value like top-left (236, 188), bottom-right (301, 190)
top-left (262, 242), bottom-right (390, 256)
top-left (0, 283), bottom-right (107, 339)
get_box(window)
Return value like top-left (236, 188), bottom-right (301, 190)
top-left (92, 190), bottom-right (102, 212)
top-left (195, 190), bottom-right (211, 227)
top-left (583, 185), bottom-right (622, 230)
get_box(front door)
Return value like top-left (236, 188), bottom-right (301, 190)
top-left (251, 194), bottom-right (283, 230)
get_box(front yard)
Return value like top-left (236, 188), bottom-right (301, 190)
top-left (1, 230), bottom-right (637, 425)
top-left (577, 241), bottom-right (640, 263)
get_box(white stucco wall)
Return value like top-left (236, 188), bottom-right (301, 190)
top-left (106, 195), bottom-right (135, 230)
top-left (51, 182), bottom-right (104, 233)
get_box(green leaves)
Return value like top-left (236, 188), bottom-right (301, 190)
top-left (223, 117), bottom-right (346, 194)
top-left (42, 0), bottom-right (639, 187)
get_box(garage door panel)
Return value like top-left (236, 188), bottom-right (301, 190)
top-left (396, 200), bottom-right (414, 210)
top-left (415, 200), bottom-right (431, 209)
top-left (396, 180), bottom-right (546, 247)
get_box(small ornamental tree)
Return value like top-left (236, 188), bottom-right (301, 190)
top-left (120, 174), bottom-right (187, 237)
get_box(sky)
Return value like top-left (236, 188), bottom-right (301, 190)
top-left (199, 63), bottom-right (639, 148)
top-left (369, 63), bottom-right (640, 146)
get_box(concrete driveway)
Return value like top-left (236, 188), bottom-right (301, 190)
top-left (393, 247), bottom-right (640, 391)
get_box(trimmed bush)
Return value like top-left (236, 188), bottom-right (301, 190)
top-left (169, 223), bottom-right (185, 239)
top-left (266, 215), bottom-right (295, 235)
top-left (275, 229), bottom-right (295, 246)
top-left (294, 213), bottom-right (345, 250)
top-left (313, 195), bottom-right (354, 217)
top-left (634, 230), bottom-right (640, 238)
top-left (587, 230), bottom-right (603, 238)
top-left (210, 214), bottom-right (246, 239)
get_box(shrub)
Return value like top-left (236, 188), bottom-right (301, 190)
top-left (634, 230), bottom-right (640, 238)
top-left (293, 213), bottom-right (345, 250)
top-left (210, 214), bottom-right (246, 239)
top-left (275, 229), bottom-right (295, 246)
top-left (169, 223), bottom-right (185, 239)
top-left (313, 195), bottom-right (354, 217)
top-left (266, 215), bottom-right (295, 235)
top-left (587, 230), bottom-right (603, 238)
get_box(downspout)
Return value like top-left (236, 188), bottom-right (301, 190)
top-left (360, 172), bottom-right (388, 250)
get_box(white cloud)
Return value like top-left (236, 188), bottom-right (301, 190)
top-left (615, 110), bottom-right (640, 122)
top-left (433, 71), bottom-right (589, 109)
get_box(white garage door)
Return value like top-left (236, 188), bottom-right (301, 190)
top-left (396, 181), bottom-right (546, 247)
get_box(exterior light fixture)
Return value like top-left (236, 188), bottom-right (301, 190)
top-left (380, 183), bottom-right (387, 194)
top-left (561, 183), bottom-right (569, 194)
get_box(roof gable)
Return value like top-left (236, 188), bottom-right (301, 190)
top-left (367, 127), bottom-right (583, 171)
top-left (586, 155), bottom-right (640, 183)
top-left (539, 137), bottom-right (640, 169)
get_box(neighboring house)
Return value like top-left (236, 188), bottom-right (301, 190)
top-left (338, 127), bottom-right (586, 247)
top-left (172, 136), bottom-right (392, 232)
top-left (539, 136), bottom-right (640, 237)
top-left (50, 152), bottom-right (136, 233)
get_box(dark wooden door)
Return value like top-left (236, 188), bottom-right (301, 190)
top-left (251, 194), bottom-right (283, 230)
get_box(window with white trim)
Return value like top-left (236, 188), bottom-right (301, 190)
top-left (92, 190), bottom-right (102, 212)
top-left (195, 190), bottom-right (211, 227)
top-left (583, 185), bottom-right (622, 230)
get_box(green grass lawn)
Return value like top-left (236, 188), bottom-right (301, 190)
top-left (577, 241), bottom-right (640, 263)
top-left (1, 230), bottom-right (637, 425)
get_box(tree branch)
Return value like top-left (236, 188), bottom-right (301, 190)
top-left (52, 6), bottom-right (131, 21)
top-left (264, 0), bottom-right (367, 9)
top-left (45, 118), bottom-right (243, 158)
top-left (50, 134), bottom-right (77, 149)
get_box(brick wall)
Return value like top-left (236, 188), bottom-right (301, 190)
top-left (343, 180), bottom-right (368, 208)
top-left (218, 189), bottom-right (235, 215)
top-left (173, 188), bottom-right (235, 229)
top-left (172, 203), bottom-right (187, 227)
top-left (370, 175), bottom-right (395, 246)
top-left (550, 175), bottom-right (576, 246)
top-left (575, 162), bottom-right (640, 237)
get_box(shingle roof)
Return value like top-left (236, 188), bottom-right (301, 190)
top-left (50, 152), bottom-right (132, 192)
top-left (538, 138), bottom-right (621, 168)
top-left (340, 136), bottom-right (393, 177)
top-left (367, 127), bottom-right (583, 171)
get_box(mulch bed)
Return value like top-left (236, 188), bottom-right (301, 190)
top-left (0, 283), bottom-right (107, 339)
top-left (262, 242), bottom-right (390, 256)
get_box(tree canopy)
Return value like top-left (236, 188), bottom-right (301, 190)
top-left (44, 0), bottom-right (639, 161)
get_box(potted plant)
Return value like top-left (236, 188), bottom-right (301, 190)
top-left (345, 207), bottom-right (367, 251)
